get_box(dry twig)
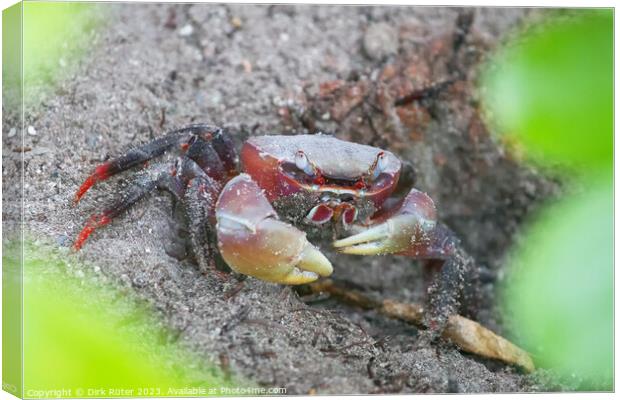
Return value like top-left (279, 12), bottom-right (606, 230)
top-left (307, 279), bottom-right (534, 372)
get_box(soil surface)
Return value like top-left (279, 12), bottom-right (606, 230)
top-left (6, 4), bottom-right (566, 394)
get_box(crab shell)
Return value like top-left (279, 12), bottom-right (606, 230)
top-left (240, 134), bottom-right (402, 209)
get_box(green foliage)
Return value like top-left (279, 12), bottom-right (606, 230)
top-left (2, 2), bottom-right (23, 113)
top-left (484, 10), bottom-right (612, 171)
top-left (4, 2), bottom-right (104, 111)
top-left (4, 240), bottom-right (239, 397)
top-left (20, 2), bottom-right (103, 107)
top-left (482, 9), bottom-right (613, 390)
top-left (504, 176), bottom-right (612, 389)
top-left (2, 237), bottom-right (23, 397)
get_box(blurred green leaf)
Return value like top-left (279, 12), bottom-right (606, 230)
top-left (22, 2), bottom-right (103, 106)
top-left (503, 177), bottom-right (612, 390)
top-left (2, 2), bottom-right (22, 112)
top-left (2, 236), bottom-right (23, 397)
top-left (484, 10), bottom-right (614, 390)
top-left (3, 240), bottom-right (242, 397)
top-left (483, 10), bottom-right (612, 170)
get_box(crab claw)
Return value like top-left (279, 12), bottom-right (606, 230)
top-left (333, 189), bottom-right (438, 256)
top-left (216, 174), bottom-right (333, 285)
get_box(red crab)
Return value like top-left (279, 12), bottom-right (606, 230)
top-left (74, 124), bottom-right (469, 329)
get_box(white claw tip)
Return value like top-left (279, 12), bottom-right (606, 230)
top-left (298, 243), bottom-right (333, 277)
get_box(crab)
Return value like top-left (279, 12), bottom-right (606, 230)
top-left (74, 124), bottom-right (471, 331)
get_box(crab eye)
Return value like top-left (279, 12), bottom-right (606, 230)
top-left (377, 152), bottom-right (386, 171)
top-left (371, 152), bottom-right (387, 179)
top-left (295, 150), bottom-right (315, 176)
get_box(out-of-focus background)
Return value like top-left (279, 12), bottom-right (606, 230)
top-left (2, 3), bottom-right (612, 395)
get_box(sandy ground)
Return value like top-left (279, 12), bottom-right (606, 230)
top-left (5, 4), bottom-right (567, 393)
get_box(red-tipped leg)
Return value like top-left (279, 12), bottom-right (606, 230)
top-left (73, 214), bottom-right (112, 250)
top-left (72, 167), bottom-right (164, 250)
top-left (216, 174), bottom-right (333, 285)
top-left (73, 125), bottom-right (240, 261)
top-left (74, 124), bottom-right (236, 203)
top-left (74, 163), bottom-right (113, 203)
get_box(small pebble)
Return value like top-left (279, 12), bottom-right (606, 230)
top-left (56, 234), bottom-right (71, 247)
top-left (212, 91), bottom-right (224, 103)
top-left (164, 239), bottom-right (188, 261)
top-left (27, 125), bottom-right (37, 136)
top-left (86, 134), bottom-right (99, 149)
top-left (363, 22), bottom-right (399, 61)
top-left (178, 24), bottom-right (194, 36)
top-left (230, 16), bottom-right (242, 29)
top-left (8, 127), bottom-right (16, 138)
top-left (132, 274), bottom-right (147, 288)
top-left (241, 59), bottom-right (252, 73)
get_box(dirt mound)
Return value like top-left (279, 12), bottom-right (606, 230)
top-left (10, 4), bottom-right (563, 393)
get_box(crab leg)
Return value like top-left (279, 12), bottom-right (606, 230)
top-left (75, 125), bottom-right (237, 203)
top-left (208, 127), bottom-right (238, 175)
top-left (216, 174), bottom-right (333, 285)
top-left (334, 188), bottom-right (473, 332)
top-left (73, 163), bottom-right (183, 250)
top-left (183, 171), bottom-right (224, 273)
top-left (185, 137), bottom-right (227, 180)
top-left (75, 133), bottom-right (184, 203)
top-left (74, 125), bottom-right (242, 277)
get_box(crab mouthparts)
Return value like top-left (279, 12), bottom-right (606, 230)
top-left (281, 164), bottom-right (381, 196)
top-left (302, 184), bottom-right (366, 196)
top-left (304, 202), bottom-right (359, 227)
